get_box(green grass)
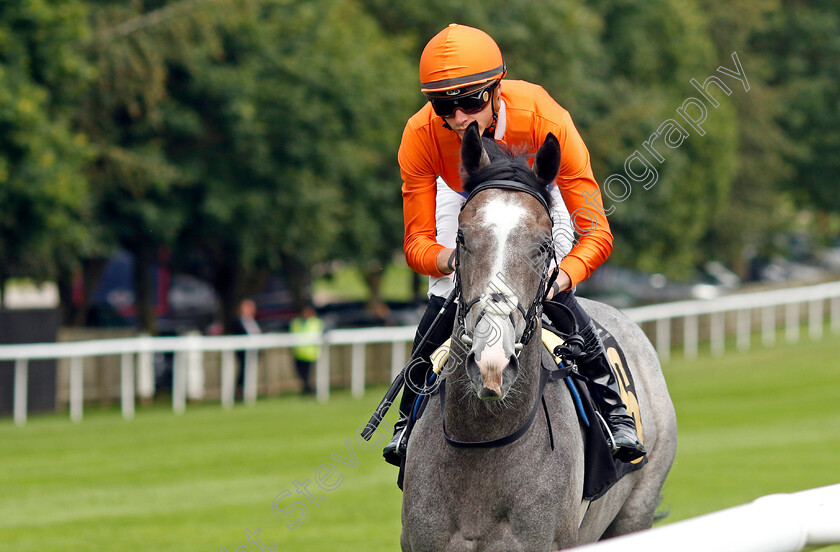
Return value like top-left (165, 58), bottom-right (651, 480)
top-left (1, 332), bottom-right (839, 551)
top-left (661, 331), bottom-right (840, 527)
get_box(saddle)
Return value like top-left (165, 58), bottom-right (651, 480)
top-left (399, 326), bottom-right (647, 500)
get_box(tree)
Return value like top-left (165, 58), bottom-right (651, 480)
top-left (575, 0), bottom-right (742, 279)
top-left (688, 0), bottom-right (797, 276)
top-left (311, 2), bottom-right (416, 309)
top-left (0, 0), bottom-right (96, 310)
top-left (163, 0), bottom-right (416, 328)
top-left (76, 0), bottom-right (226, 331)
top-left (757, 0), bottom-right (840, 243)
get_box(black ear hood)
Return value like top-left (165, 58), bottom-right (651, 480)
top-left (460, 128), bottom-right (557, 208)
top-left (460, 122), bottom-right (490, 175)
top-left (532, 133), bottom-right (561, 184)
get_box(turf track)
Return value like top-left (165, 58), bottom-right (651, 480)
top-left (1, 328), bottom-right (838, 551)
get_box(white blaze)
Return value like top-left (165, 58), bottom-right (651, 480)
top-left (478, 198), bottom-right (526, 278)
top-left (471, 198), bottom-right (526, 394)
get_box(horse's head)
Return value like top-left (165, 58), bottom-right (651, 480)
top-left (455, 122), bottom-right (561, 401)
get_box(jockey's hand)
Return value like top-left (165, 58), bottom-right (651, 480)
top-left (546, 270), bottom-right (572, 300)
top-left (436, 247), bottom-right (457, 275)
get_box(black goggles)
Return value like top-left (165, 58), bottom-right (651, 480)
top-left (428, 83), bottom-right (496, 118)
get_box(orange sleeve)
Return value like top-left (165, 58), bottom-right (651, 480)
top-left (544, 108), bottom-right (613, 286)
top-left (398, 120), bottom-right (447, 277)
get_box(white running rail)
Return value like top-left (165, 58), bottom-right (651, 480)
top-left (623, 280), bottom-right (840, 363)
top-left (2, 280), bottom-right (840, 426)
top-left (571, 484), bottom-right (840, 552)
top-left (0, 327), bottom-right (415, 426)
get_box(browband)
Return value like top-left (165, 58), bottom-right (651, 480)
top-left (464, 179), bottom-right (551, 216)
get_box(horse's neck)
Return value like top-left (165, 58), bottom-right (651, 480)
top-left (443, 342), bottom-right (543, 441)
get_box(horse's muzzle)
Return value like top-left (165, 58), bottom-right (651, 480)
top-left (466, 350), bottom-right (519, 401)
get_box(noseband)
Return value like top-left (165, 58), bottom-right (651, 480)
top-left (455, 179), bottom-right (559, 353)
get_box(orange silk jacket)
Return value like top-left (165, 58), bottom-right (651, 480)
top-left (398, 79), bottom-right (612, 287)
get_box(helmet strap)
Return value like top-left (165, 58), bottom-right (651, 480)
top-left (483, 112), bottom-right (498, 138)
top-left (485, 81), bottom-right (501, 137)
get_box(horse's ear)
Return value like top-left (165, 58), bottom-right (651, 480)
top-left (461, 121), bottom-right (491, 174)
top-left (533, 133), bottom-right (561, 184)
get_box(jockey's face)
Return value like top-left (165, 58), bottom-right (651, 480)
top-left (444, 85), bottom-right (500, 139)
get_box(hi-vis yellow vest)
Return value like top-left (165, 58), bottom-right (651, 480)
top-left (290, 316), bottom-right (324, 362)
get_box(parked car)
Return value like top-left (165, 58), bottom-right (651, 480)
top-left (84, 249), bottom-right (218, 333)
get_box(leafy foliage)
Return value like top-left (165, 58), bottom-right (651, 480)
top-left (761, 1), bottom-right (840, 217)
top-left (1, 0), bottom-right (837, 328)
top-left (157, 0), bottom-right (416, 326)
top-left (0, 0), bottom-right (94, 291)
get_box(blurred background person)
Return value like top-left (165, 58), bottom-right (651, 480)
top-left (290, 305), bottom-right (324, 395)
top-left (233, 298), bottom-right (261, 400)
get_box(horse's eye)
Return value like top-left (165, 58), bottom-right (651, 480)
top-left (457, 231), bottom-right (466, 247)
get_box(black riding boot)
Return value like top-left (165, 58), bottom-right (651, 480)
top-left (577, 320), bottom-right (647, 462)
top-left (545, 290), bottom-right (646, 462)
top-left (382, 386), bottom-right (417, 466)
top-left (382, 294), bottom-right (457, 466)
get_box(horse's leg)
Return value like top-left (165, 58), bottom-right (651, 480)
top-left (602, 384), bottom-right (677, 537)
top-left (600, 452), bottom-right (667, 536)
top-left (400, 531), bottom-right (412, 552)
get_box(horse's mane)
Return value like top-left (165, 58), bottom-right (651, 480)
top-left (462, 138), bottom-right (553, 207)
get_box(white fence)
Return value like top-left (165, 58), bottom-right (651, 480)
top-left (0, 327), bottom-right (415, 426)
top-left (2, 280), bottom-right (840, 426)
top-left (572, 484), bottom-right (840, 552)
top-left (625, 280), bottom-right (840, 363)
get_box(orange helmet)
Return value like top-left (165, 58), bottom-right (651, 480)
top-left (419, 24), bottom-right (506, 96)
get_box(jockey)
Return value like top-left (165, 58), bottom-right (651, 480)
top-left (384, 24), bottom-right (646, 465)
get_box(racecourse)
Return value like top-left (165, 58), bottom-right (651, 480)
top-left (1, 328), bottom-right (839, 552)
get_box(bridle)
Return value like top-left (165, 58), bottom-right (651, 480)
top-left (443, 179), bottom-right (567, 450)
top-left (442, 178), bottom-right (570, 451)
top-left (454, 179), bottom-right (559, 354)
top-left (360, 174), bottom-right (563, 448)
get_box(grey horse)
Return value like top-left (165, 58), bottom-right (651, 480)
top-left (400, 125), bottom-right (677, 551)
